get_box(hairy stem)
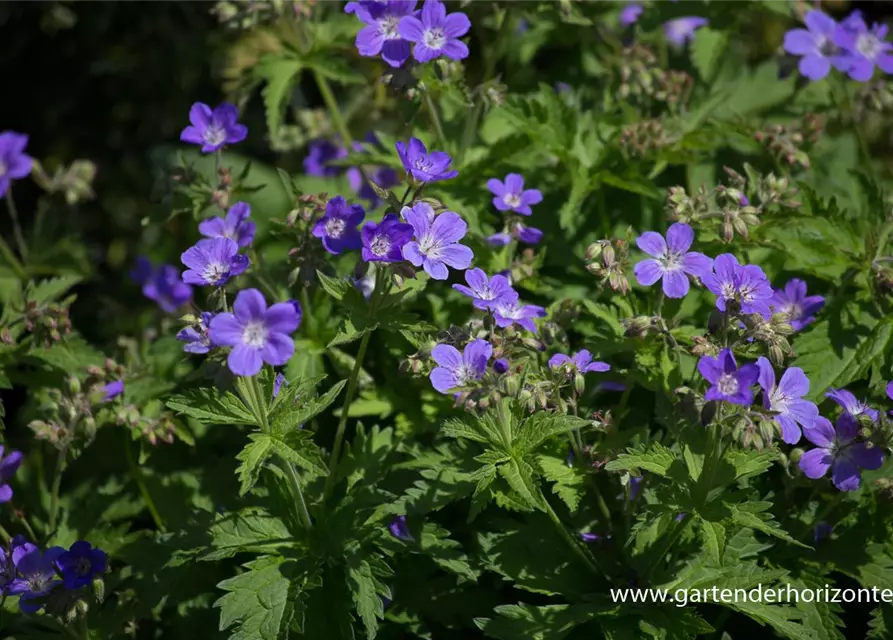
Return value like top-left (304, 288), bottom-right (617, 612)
top-left (424, 92), bottom-right (447, 149)
top-left (125, 438), bottom-right (166, 532)
top-left (5, 190), bottom-right (28, 261)
top-left (542, 495), bottom-right (606, 580)
top-left (48, 444), bottom-right (69, 536)
top-left (314, 69), bottom-right (354, 148)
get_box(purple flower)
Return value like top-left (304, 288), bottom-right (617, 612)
top-left (361, 213), bottom-right (413, 262)
top-left (399, 0), bottom-right (470, 63)
top-left (826, 388), bottom-right (880, 423)
top-left (514, 222), bottom-right (543, 245)
top-left (387, 515), bottom-right (414, 541)
top-left (198, 202), bottom-right (256, 248)
top-left (0, 446), bottom-right (23, 503)
top-left (492, 300), bottom-right (546, 334)
top-left (396, 137), bottom-right (458, 183)
top-left (664, 17), bottom-right (707, 46)
top-left (273, 373), bottom-right (288, 399)
top-left (634, 223), bottom-right (713, 299)
top-left (755, 358), bottom-right (818, 445)
top-left (8, 545), bottom-right (65, 613)
top-left (103, 381), bottom-right (124, 402)
top-left (177, 311), bottom-right (216, 354)
top-left (452, 268), bottom-right (517, 310)
top-left (628, 476), bottom-right (643, 500)
top-left (493, 358), bottom-right (509, 374)
top-left (348, 165), bottom-right (401, 209)
top-left (402, 205), bottom-right (473, 279)
top-left (703, 254), bottom-right (773, 317)
top-left (698, 348), bottom-right (759, 406)
top-left (180, 102), bottom-right (248, 153)
top-left (799, 416), bottom-right (884, 491)
top-left (548, 350), bottom-right (610, 375)
top-left (619, 4), bottom-right (643, 27)
top-left (56, 541), bottom-right (107, 590)
top-left (347, 0), bottom-right (418, 67)
top-left (355, 272), bottom-right (376, 300)
top-left (0, 132), bottom-right (33, 197)
top-left (486, 174), bottom-right (543, 216)
top-left (137, 262), bottom-right (193, 313)
top-left (487, 232), bottom-right (511, 247)
top-left (813, 522), bottom-right (833, 545)
top-left (429, 339), bottom-right (492, 393)
top-left (209, 289), bottom-right (300, 377)
top-left (833, 13), bottom-right (893, 82)
top-left (181, 238), bottom-right (249, 287)
top-left (771, 279), bottom-right (824, 331)
top-left (303, 139), bottom-right (348, 177)
top-left (312, 196), bottom-right (365, 255)
top-left (783, 10), bottom-right (848, 81)
top-left (579, 532), bottom-right (609, 542)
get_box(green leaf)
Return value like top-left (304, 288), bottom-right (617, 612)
top-left (270, 379), bottom-right (347, 434)
top-left (558, 166), bottom-right (593, 233)
top-left (328, 319), bottom-right (377, 348)
top-left (690, 28), bottom-right (729, 83)
top-left (216, 555), bottom-right (297, 640)
top-left (205, 509), bottom-right (297, 561)
top-left (515, 413), bottom-right (590, 454)
top-left (728, 502), bottom-right (810, 549)
top-left (498, 459), bottom-right (544, 512)
top-left (252, 431), bottom-right (328, 478)
top-left (419, 522), bottom-right (478, 583)
top-left (346, 558), bottom-right (384, 640)
top-left (235, 437), bottom-right (273, 496)
top-left (605, 442), bottom-right (677, 477)
top-left (27, 275), bottom-right (82, 305)
top-left (724, 449), bottom-right (778, 481)
top-left (167, 388), bottom-right (256, 426)
top-left (537, 454), bottom-right (584, 512)
top-left (475, 603), bottom-right (604, 640)
top-left (317, 270), bottom-right (351, 301)
top-left (255, 56), bottom-right (304, 136)
top-left (699, 517), bottom-right (727, 566)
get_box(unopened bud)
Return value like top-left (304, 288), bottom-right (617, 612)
top-left (574, 373), bottom-right (586, 395)
top-left (789, 447), bottom-right (804, 464)
top-left (67, 376), bottom-right (81, 395)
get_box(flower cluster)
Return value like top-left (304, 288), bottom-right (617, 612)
top-left (486, 173), bottom-right (544, 246)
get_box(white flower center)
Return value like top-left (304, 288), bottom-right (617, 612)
top-left (740, 284), bottom-right (758, 302)
top-left (204, 125), bottom-right (227, 147)
top-left (418, 231), bottom-right (442, 257)
top-left (241, 321), bottom-right (268, 348)
top-left (856, 33), bottom-right (882, 59)
top-left (423, 28), bottom-right (446, 50)
top-left (780, 302), bottom-right (802, 320)
top-left (503, 193), bottom-right (522, 208)
top-left (717, 373), bottom-right (739, 396)
top-left (325, 218), bottom-right (346, 238)
top-left (413, 157), bottom-right (434, 172)
top-left (661, 250), bottom-right (683, 272)
top-left (203, 261), bottom-right (229, 285)
top-left (379, 15), bottom-right (400, 39)
top-left (720, 282), bottom-right (737, 299)
top-left (371, 234), bottom-right (391, 256)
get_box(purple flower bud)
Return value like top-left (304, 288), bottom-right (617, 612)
top-left (493, 358), bottom-right (509, 374)
top-left (387, 515), bottom-right (414, 542)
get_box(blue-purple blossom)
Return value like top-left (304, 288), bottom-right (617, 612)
top-left (833, 12), bottom-right (893, 82)
top-left (177, 312), bottom-right (216, 354)
top-left (664, 17), bottom-right (707, 46)
top-left (486, 174), bottom-right (542, 216)
top-left (514, 222), bottom-right (543, 245)
top-left (181, 238), bottom-right (249, 287)
top-left (452, 268), bottom-right (517, 310)
top-left (56, 541), bottom-right (107, 590)
top-left (8, 545), bottom-right (65, 613)
top-left (755, 358), bottom-right (818, 445)
top-left (493, 358), bottom-right (509, 374)
top-left (826, 388), bottom-right (880, 423)
top-left (579, 532), bottom-right (609, 542)
top-left (487, 232), bottom-right (511, 247)
top-left (209, 289), bottom-right (300, 377)
top-left (0, 132), bottom-right (33, 197)
top-left (813, 522), bottom-right (833, 545)
top-left (771, 279), bottom-right (824, 331)
top-left (132, 259), bottom-right (193, 313)
top-left (303, 139), bottom-right (348, 177)
top-left (399, 0), bottom-right (470, 63)
top-left (429, 339), bottom-right (492, 393)
top-left (348, 165), bottom-right (401, 209)
top-left (703, 254), bottom-right (773, 317)
top-left (402, 205), bottom-right (473, 279)
top-left (180, 102), bottom-right (248, 153)
top-left (0, 446), bottom-right (23, 503)
top-left (634, 223), bottom-right (713, 299)
top-left (312, 196), bottom-right (365, 255)
top-left (492, 300), bottom-right (546, 334)
top-left (799, 415), bottom-right (884, 491)
top-left (783, 10), bottom-right (848, 81)
top-left (387, 515), bottom-right (414, 541)
top-left (273, 373), bottom-right (288, 399)
top-left (619, 4), bottom-right (643, 27)
top-left (548, 350), bottom-right (610, 375)
top-left (102, 381), bottom-right (124, 402)
top-left (346, 0), bottom-right (417, 67)
top-left (396, 137), bottom-right (458, 183)
top-left (698, 348), bottom-right (759, 406)
top-left (628, 476), bottom-right (642, 500)
top-left (198, 202), bottom-right (256, 248)
top-left (361, 213), bottom-right (413, 262)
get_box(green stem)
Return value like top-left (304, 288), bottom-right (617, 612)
top-left (542, 495), bottom-right (606, 580)
top-left (697, 420), bottom-right (723, 507)
top-left (48, 444), bottom-right (69, 537)
top-left (0, 523), bottom-right (10, 543)
top-left (424, 92), bottom-right (446, 149)
top-left (314, 70), bottom-right (354, 148)
top-left (0, 234), bottom-right (27, 280)
top-left (125, 438), bottom-right (166, 532)
top-left (5, 190), bottom-right (28, 261)
top-left (323, 330), bottom-right (371, 503)
top-left (645, 514), bottom-right (688, 578)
